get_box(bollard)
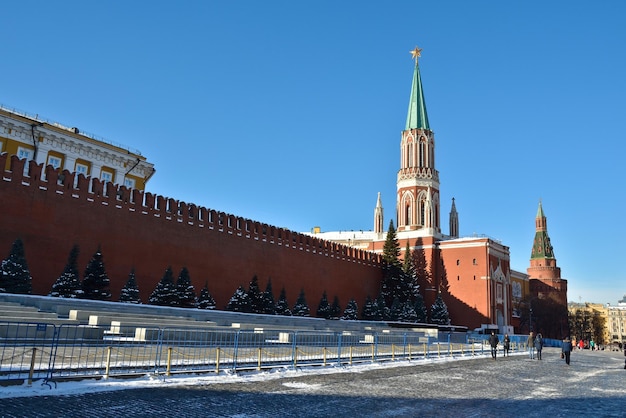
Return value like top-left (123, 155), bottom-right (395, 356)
top-left (166, 347), bottom-right (173, 376)
top-left (27, 348), bottom-right (37, 386)
top-left (408, 343), bottom-right (412, 361)
top-left (424, 343), bottom-right (427, 358)
top-left (437, 343), bottom-right (441, 357)
top-left (349, 346), bottom-right (353, 365)
top-left (371, 343), bottom-right (375, 361)
top-left (104, 346), bottom-right (112, 379)
top-left (294, 347), bottom-right (298, 368)
top-left (257, 347), bottom-right (262, 371)
top-left (323, 347), bottom-right (327, 366)
top-left (215, 348), bottom-right (221, 374)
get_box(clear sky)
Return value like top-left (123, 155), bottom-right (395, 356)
top-left (2, 1), bottom-right (624, 305)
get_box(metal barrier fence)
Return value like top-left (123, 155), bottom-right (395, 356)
top-left (1, 321), bottom-right (523, 387)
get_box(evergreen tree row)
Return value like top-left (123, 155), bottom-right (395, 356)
top-left (224, 276), bottom-right (362, 320)
top-left (1, 234), bottom-right (450, 325)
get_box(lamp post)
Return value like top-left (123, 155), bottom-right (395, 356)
top-left (529, 307), bottom-right (533, 333)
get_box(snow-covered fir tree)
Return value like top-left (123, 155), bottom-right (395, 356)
top-left (377, 294), bottom-right (390, 321)
top-left (342, 298), bottom-right (358, 320)
top-left (274, 287), bottom-right (291, 316)
top-left (197, 281), bottom-right (216, 310)
top-left (330, 296), bottom-right (341, 319)
top-left (361, 295), bottom-right (377, 320)
top-left (389, 297), bottom-right (402, 321)
top-left (81, 246), bottom-right (111, 300)
top-left (412, 238), bottom-right (431, 297)
top-left (429, 292), bottom-right (450, 325)
top-left (119, 268), bottom-right (141, 304)
top-left (176, 267), bottom-right (197, 308)
top-left (261, 278), bottom-right (276, 315)
top-left (148, 266), bottom-right (178, 306)
top-left (0, 238), bottom-right (32, 294)
top-left (413, 293), bottom-right (428, 323)
top-left (225, 285), bottom-right (250, 312)
top-left (381, 221), bottom-right (409, 306)
top-left (316, 290), bottom-right (331, 319)
top-left (402, 241), bottom-right (420, 302)
top-left (292, 288), bottom-right (310, 317)
top-left (247, 275), bottom-right (263, 314)
top-left (49, 244), bottom-right (82, 298)
top-left (399, 301), bottom-right (418, 322)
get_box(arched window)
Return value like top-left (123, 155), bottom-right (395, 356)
top-left (405, 203), bottom-right (411, 226)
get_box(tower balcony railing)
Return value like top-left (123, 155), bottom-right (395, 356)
top-left (397, 167), bottom-right (439, 182)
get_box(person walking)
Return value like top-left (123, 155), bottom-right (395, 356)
top-left (562, 336), bottom-right (573, 365)
top-left (535, 332), bottom-right (544, 360)
top-left (527, 331), bottom-right (535, 359)
top-left (489, 331), bottom-right (499, 360)
top-left (503, 334), bottom-right (511, 357)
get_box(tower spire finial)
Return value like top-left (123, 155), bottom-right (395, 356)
top-left (410, 46), bottom-right (422, 64)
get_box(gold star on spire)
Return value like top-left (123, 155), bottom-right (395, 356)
top-left (410, 46), bottom-right (422, 63)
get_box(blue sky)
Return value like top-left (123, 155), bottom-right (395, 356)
top-left (2, 1), bottom-right (624, 305)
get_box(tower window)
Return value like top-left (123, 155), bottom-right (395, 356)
top-left (473, 259), bottom-right (477, 265)
top-left (456, 259), bottom-right (460, 266)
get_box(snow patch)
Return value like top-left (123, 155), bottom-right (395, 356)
top-left (282, 382), bottom-right (323, 390)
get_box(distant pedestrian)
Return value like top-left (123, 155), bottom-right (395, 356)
top-left (489, 331), bottom-right (499, 360)
top-left (503, 334), bottom-right (511, 357)
top-left (623, 344), bottom-right (626, 370)
top-left (590, 339), bottom-right (595, 351)
top-left (527, 332), bottom-right (535, 359)
top-left (578, 339), bottom-right (584, 350)
top-left (535, 332), bottom-right (544, 360)
top-left (562, 336), bottom-right (572, 365)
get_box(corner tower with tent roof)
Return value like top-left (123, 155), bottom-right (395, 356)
top-left (527, 201), bottom-right (567, 306)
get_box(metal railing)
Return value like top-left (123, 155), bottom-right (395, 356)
top-left (1, 322), bottom-right (522, 387)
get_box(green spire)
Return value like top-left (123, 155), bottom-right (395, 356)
top-left (536, 200), bottom-right (545, 218)
top-left (530, 201), bottom-right (555, 260)
top-left (405, 52), bottom-right (430, 131)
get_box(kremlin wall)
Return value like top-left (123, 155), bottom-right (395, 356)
top-left (0, 153), bottom-right (383, 308)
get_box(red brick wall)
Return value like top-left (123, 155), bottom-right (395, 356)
top-left (0, 155), bottom-right (383, 309)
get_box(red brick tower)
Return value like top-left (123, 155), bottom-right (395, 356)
top-left (527, 201), bottom-right (567, 305)
top-left (396, 47), bottom-right (440, 234)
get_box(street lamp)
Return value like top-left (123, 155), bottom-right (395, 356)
top-left (529, 307), bottom-right (533, 333)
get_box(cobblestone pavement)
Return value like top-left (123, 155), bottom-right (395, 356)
top-left (1, 348), bottom-right (624, 417)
